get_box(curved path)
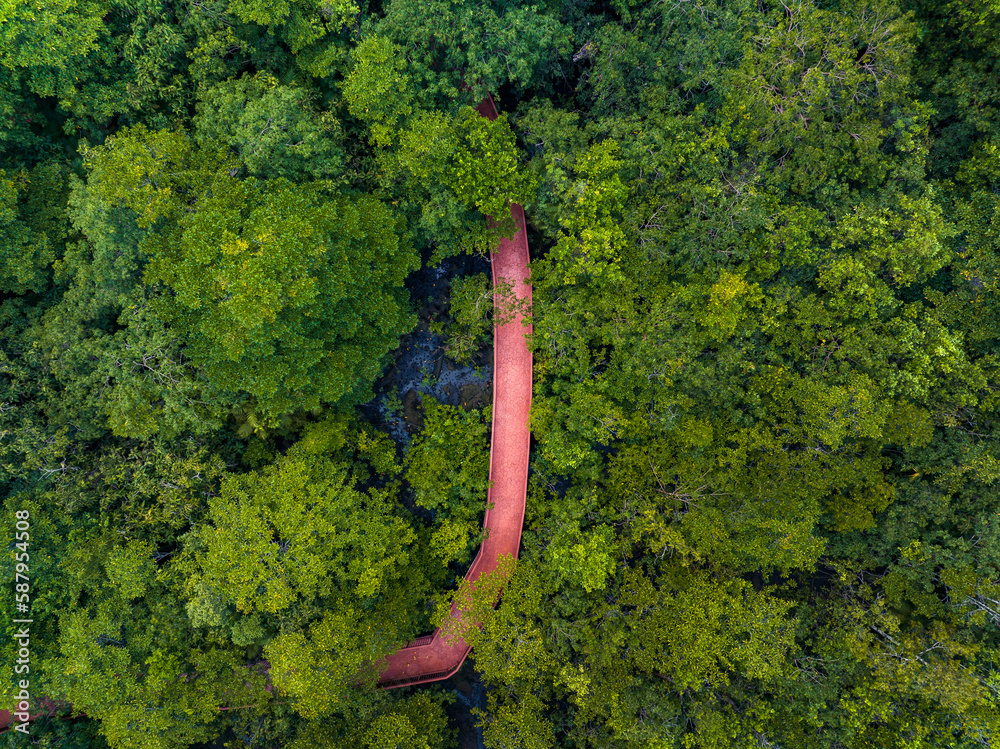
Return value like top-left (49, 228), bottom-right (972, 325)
top-left (376, 95), bottom-right (533, 689)
top-left (0, 98), bottom-right (531, 730)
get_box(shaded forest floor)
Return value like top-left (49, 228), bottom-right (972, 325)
top-left (359, 249), bottom-right (494, 448)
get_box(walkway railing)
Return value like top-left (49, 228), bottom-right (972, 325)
top-left (375, 94), bottom-right (533, 689)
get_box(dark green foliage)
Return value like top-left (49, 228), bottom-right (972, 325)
top-left (366, 0), bottom-right (572, 107)
top-left (193, 72), bottom-right (347, 183)
top-left (0, 714), bottom-right (109, 748)
top-left (2, 0), bottom-right (1000, 746)
top-left (0, 160), bottom-right (69, 293)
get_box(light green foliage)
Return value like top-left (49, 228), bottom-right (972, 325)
top-left (445, 109), bottom-right (538, 220)
top-left (391, 106), bottom-right (537, 254)
top-left (360, 714), bottom-right (429, 749)
top-left (360, 692), bottom-right (456, 749)
top-left (79, 124), bottom-right (231, 227)
top-left (462, 561), bottom-right (555, 747)
top-left (193, 71), bottom-right (345, 182)
top-left (286, 691), bottom-right (455, 749)
top-left (479, 696), bottom-right (555, 749)
top-left (698, 268), bottom-right (763, 341)
top-left (406, 396), bottom-right (491, 564)
top-left (343, 35), bottom-right (415, 148)
top-left (546, 525), bottom-right (616, 593)
top-left (81, 124), bottom-right (417, 421)
top-left (544, 139), bottom-right (627, 286)
top-left (167, 420), bottom-right (423, 718)
top-left (265, 609), bottom-right (387, 717)
top-left (227, 0), bottom-right (355, 27)
top-left (385, 110), bottom-right (494, 257)
top-left (191, 438), bottom-right (415, 616)
top-left (39, 515), bottom-right (271, 749)
top-left (435, 555), bottom-right (517, 648)
top-left (615, 571), bottom-right (794, 692)
top-left (104, 539), bottom-right (155, 601)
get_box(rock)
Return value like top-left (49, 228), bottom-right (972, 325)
top-left (402, 389), bottom-right (424, 432)
top-left (460, 381), bottom-right (491, 411)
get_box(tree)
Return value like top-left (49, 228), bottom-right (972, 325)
top-left (346, 80), bottom-right (539, 257)
top-left (368, 0), bottom-right (571, 106)
top-left (226, 0), bottom-right (358, 77)
top-left (189, 437), bottom-right (415, 618)
top-left (193, 71), bottom-right (346, 183)
top-left (179, 416), bottom-right (424, 715)
top-left (81, 124), bottom-right (418, 422)
top-left (285, 691), bottom-right (456, 748)
top-left (405, 396), bottom-right (491, 566)
top-left (721, 0), bottom-right (924, 198)
top-left (0, 0), bottom-right (108, 100)
top-left (342, 36), bottom-right (416, 149)
top-left (0, 159), bottom-right (68, 293)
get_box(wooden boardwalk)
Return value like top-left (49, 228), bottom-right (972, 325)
top-left (0, 99), bottom-right (533, 733)
top-left (376, 96), bottom-right (533, 688)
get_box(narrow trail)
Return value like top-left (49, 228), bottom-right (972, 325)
top-left (376, 95), bottom-right (533, 689)
top-left (0, 97), bottom-right (531, 731)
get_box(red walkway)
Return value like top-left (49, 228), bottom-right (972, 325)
top-left (0, 98), bottom-right (531, 729)
top-left (376, 95), bottom-right (533, 688)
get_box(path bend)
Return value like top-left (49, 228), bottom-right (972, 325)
top-left (375, 95), bottom-right (533, 689)
top-left (0, 99), bottom-right (532, 730)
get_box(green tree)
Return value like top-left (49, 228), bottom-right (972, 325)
top-left (193, 71), bottom-right (346, 183)
top-left (368, 0), bottom-right (571, 106)
top-left (226, 0), bottom-right (357, 77)
top-left (405, 396), bottom-right (491, 566)
top-left (179, 416), bottom-right (423, 715)
top-left (81, 124), bottom-right (418, 421)
top-left (0, 0), bottom-right (108, 99)
top-left (189, 438), bottom-right (415, 617)
top-left (0, 159), bottom-right (68, 293)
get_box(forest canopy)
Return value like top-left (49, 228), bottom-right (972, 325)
top-left (1, 0), bottom-right (1000, 747)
